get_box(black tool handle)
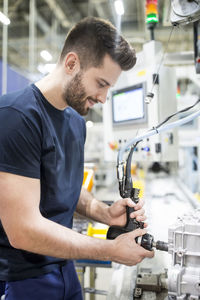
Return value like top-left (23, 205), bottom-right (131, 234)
top-left (107, 187), bottom-right (144, 240)
top-left (124, 188), bottom-right (144, 231)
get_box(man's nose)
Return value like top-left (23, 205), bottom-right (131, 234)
top-left (97, 90), bottom-right (109, 104)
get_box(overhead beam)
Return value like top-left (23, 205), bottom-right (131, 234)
top-left (94, 1), bottom-right (109, 19)
top-left (43, 0), bottom-right (70, 28)
top-left (9, 0), bottom-right (23, 17)
top-left (24, 12), bottom-right (50, 35)
top-left (60, 0), bottom-right (81, 24)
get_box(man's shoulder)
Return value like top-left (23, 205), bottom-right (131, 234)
top-left (0, 84), bottom-right (35, 107)
top-left (0, 85), bottom-right (42, 121)
top-left (0, 85), bottom-right (44, 136)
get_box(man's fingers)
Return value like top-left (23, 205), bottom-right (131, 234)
top-left (129, 229), bottom-right (155, 257)
top-left (145, 249), bottom-right (155, 258)
top-left (125, 198), bottom-right (136, 207)
top-left (131, 228), bottom-right (147, 238)
top-left (136, 215), bottom-right (147, 222)
top-left (130, 208), bottom-right (145, 218)
top-left (134, 198), bottom-right (144, 210)
top-left (123, 197), bottom-right (144, 209)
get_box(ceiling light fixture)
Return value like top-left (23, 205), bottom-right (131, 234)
top-left (114, 0), bottom-right (124, 16)
top-left (40, 50), bottom-right (53, 62)
top-left (0, 11), bottom-right (10, 25)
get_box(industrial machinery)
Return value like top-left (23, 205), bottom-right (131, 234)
top-left (168, 11), bottom-right (200, 299)
top-left (106, 1), bottom-right (200, 298)
top-left (171, 0), bottom-right (200, 25)
top-left (107, 85), bottom-right (200, 250)
top-left (171, 0), bottom-right (200, 74)
top-left (106, 101), bottom-right (200, 298)
top-left (106, 69), bottom-right (200, 299)
top-left (130, 208), bottom-right (200, 300)
top-left (168, 209), bottom-right (200, 299)
top-left (103, 40), bottom-right (178, 163)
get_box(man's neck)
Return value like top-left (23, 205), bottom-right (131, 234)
top-left (35, 70), bottom-right (68, 111)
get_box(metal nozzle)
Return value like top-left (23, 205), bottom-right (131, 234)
top-left (154, 240), bottom-right (168, 252)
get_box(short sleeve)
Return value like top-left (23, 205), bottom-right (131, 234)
top-left (0, 107), bottom-right (41, 178)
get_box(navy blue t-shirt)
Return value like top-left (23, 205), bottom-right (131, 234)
top-left (0, 84), bottom-right (86, 281)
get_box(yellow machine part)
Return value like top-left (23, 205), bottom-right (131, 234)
top-left (87, 223), bottom-right (108, 239)
top-left (82, 168), bottom-right (94, 192)
top-left (133, 180), bottom-right (144, 199)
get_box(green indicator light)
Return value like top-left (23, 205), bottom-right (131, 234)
top-left (176, 93), bottom-right (181, 99)
top-left (146, 17), bottom-right (158, 23)
top-left (146, 13), bottom-right (158, 23)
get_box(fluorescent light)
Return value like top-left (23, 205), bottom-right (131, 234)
top-left (0, 11), bottom-right (10, 25)
top-left (40, 50), bottom-right (52, 62)
top-left (114, 0), bottom-right (124, 16)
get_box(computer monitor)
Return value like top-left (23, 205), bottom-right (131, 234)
top-left (112, 82), bottom-right (147, 125)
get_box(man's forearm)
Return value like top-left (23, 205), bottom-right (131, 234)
top-left (9, 214), bottom-right (154, 267)
top-left (76, 187), bottom-right (111, 225)
top-left (11, 213), bottom-right (113, 261)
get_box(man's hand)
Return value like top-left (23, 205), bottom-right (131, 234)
top-left (110, 228), bottom-right (154, 266)
top-left (107, 197), bottom-right (147, 227)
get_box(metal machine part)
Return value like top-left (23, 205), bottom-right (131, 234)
top-left (171, 0), bottom-right (200, 25)
top-left (107, 178), bottom-right (199, 300)
top-left (168, 208), bottom-right (200, 299)
top-left (136, 233), bottom-right (168, 252)
top-left (133, 268), bottom-right (168, 300)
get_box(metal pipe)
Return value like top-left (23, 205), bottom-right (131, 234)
top-left (118, 109), bottom-right (200, 165)
top-left (29, 0), bottom-right (36, 73)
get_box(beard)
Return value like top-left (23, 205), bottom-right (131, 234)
top-left (62, 71), bottom-right (89, 116)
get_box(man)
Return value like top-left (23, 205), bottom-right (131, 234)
top-left (0, 17), bottom-right (153, 300)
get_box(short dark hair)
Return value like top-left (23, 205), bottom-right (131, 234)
top-left (59, 17), bottom-right (136, 71)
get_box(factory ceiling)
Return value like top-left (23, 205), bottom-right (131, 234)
top-left (0, 0), bottom-right (194, 79)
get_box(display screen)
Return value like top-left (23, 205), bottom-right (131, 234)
top-left (112, 83), bottom-right (146, 124)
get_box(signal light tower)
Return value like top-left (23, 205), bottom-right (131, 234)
top-left (145, 0), bottom-right (159, 40)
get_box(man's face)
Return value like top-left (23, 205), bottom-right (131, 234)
top-left (62, 54), bottom-right (122, 116)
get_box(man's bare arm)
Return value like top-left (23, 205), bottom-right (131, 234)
top-left (0, 172), bottom-right (153, 265)
top-left (76, 187), bottom-right (146, 227)
top-left (75, 187), bottom-right (111, 224)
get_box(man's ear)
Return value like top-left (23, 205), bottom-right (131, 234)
top-left (64, 52), bottom-right (80, 74)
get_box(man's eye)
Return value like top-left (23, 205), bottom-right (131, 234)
top-left (98, 82), bottom-right (105, 88)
